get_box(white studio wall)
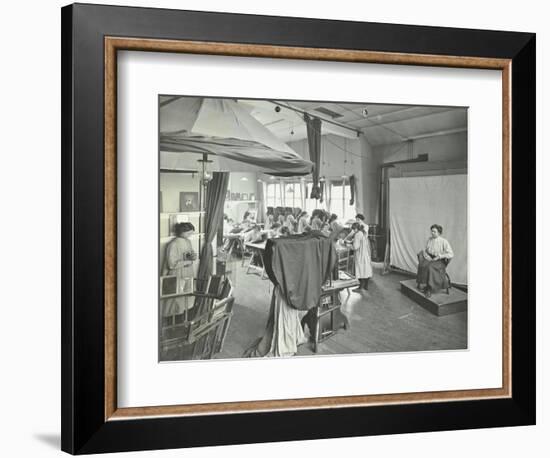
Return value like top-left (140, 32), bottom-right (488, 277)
top-left (288, 134), bottom-right (374, 219)
top-left (389, 175), bottom-right (467, 284)
top-left (375, 131), bottom-right (468, 164)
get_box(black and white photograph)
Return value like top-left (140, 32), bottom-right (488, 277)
top-left (159, 96), bottom-right (468, 361)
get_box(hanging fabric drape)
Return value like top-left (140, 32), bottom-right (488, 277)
top-left (256, 180), bottom-right (266, 224)
top-left (197, 172), bottom-right (229, 280)
top-left (326, 180), bottom-right (332, 213)
top-left (300, 180), bottom-right (306, 210)
top-left (349, 175), bottom-right (356, 206)
top-left (160, 97), bottom-right (313, 176)
top-left (304, 113), bottom-right (322, 199)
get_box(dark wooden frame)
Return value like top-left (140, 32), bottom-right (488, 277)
top-left (61, 3), bottom-right (536, 454)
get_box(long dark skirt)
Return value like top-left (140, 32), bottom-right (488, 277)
top-left (416, 252), bottom-right (450, 292)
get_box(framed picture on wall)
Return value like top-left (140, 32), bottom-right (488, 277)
top-left (62, 3), bottom-right (535, 455)
top-left (179, 191), bottom-right (199, 212)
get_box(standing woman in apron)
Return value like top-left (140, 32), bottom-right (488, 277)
top-left (162, 222), bottom-right (197, 319)
top-left (349, 222), bottom-right (373, 292)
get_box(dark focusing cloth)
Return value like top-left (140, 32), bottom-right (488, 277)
top-left (264, 231), bottom-right (337, 311)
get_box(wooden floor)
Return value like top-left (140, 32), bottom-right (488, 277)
top-left (216, 262), bottom-right (467, 359)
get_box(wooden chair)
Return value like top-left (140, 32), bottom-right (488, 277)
top-left (160, 276), bottom-right (234, 361)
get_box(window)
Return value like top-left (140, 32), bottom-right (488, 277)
top-left (266, 182), bottom-right (279, 208)
top-left (304, 182), bottom-right (326, 214)
top-left (266, 181), bottom-right (304, 209)
top-left (284, 182), bottom-right (302, 208)
top-left (330, 180), bottom-right (356, 221)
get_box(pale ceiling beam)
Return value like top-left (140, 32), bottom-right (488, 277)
top-left (335, 104), bottom-right (419, 120)
top-left (360, 107), bottom-right (463, 129)
top-left (405, 127), bottom-right (467, 141)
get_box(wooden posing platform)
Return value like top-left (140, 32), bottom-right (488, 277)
top-left (400, 279), bottom-right (467, 316)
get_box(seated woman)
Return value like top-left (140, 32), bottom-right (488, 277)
top-left (264, 208), bottom-right (274, 231)
top-left (241, 210), bottom-right (253, 228)
top-left (268, 222), bottom-right (281, 238)
top-left (277, 226), bottom-right (291, 238)
top-left (310, 209), bottom-right (326, 231)
top-left (243, 224), bottom-right (262, 244)
top-left (296, 211), bottom-right (310, 233)
top-left (284, 211), bottom-right (296, 234)
top-left (222, 214), bottom-right (234, 235)
top-left (417, 224), bottom-right (454, 297)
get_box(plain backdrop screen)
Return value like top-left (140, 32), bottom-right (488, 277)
top-left (389, 175), bottom-right (468, 285)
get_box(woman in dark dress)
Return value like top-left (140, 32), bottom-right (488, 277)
top-left (417, 224), bottom-right (454, 297)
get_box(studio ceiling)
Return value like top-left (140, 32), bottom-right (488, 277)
top-left (239, 99), bottom-right (467, 147)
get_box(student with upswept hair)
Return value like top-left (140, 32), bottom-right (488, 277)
top-left (348, 222), bottom-right (373, 292)
top-left (162, 222), bottom-right (197, 316)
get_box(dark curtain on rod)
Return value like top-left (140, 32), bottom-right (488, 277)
top-left (304, 113), bottom-right (322, 199)
top-left (349, 174), bottom-right (356, 206)
top-left (256, 180), bottom-right (265, 224)
top-left (197, 171), bottom-right (229, 280)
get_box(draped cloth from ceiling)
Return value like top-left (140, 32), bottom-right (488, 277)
top-left (304, 113), bottom-right (322, 198)
top-left (161, 135), bottom-right (312, 176)
top-left (349, 174), bottom-right (356, 206)
top-left (197, 172), bottom-right (229, 280)
top-left (160, 97), bottom-right (313, 176)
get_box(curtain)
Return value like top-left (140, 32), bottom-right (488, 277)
top-left (197, 172), bottom-right (230, 280)
top-left (304, 114), bottom-right (322, 199)
top-left (349, 175), bottom-right (356, 206)
top-left (326, 180), bottom-right (332, 213)
top-left (256, 179), bottom-right (266, 224)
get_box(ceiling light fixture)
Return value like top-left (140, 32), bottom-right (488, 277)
top-left (197, 154), bottom-right (213, 186)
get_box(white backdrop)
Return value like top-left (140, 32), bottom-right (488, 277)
top-left (390, 175), bottom-right (468, 284)
top-left (0, 1), bottom-right (545, 458)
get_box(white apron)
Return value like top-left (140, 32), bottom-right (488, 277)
top-left (353, 231), bottom-right (373, 279)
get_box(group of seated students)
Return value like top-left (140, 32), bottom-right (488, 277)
top-left (222, 206), bottom-right (375, 294)
top-left (264, 207), bottom-right (350, 237)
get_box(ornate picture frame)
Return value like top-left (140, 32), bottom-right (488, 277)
top-left (61, 3), bottom-right (535, 454)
